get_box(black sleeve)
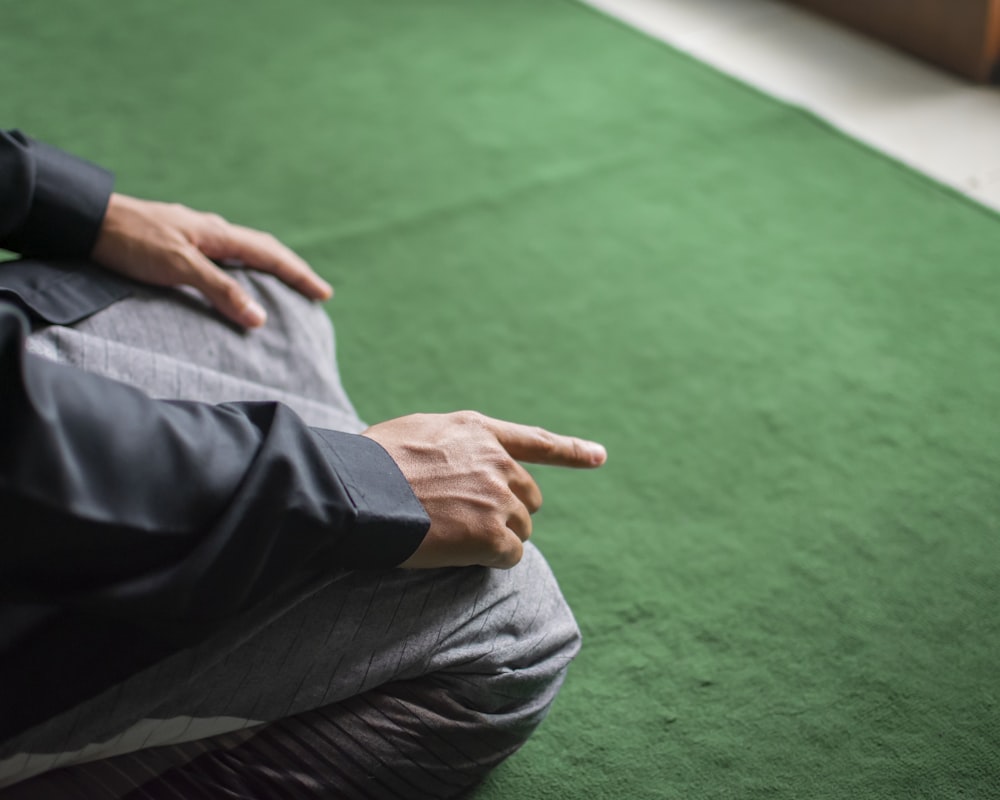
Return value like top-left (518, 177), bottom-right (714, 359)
top-left (0, 304), bottom-right (430, 629)
top-left (0, 129), bottom-right (114, 257)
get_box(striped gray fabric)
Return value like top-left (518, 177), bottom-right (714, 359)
top-left (2, 273), bottom-right (581, 798)
top-left (25, 271), bottom-right (364, 433)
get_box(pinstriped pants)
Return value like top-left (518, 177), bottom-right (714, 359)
top-left (1, 273), bottom-right (581, 799)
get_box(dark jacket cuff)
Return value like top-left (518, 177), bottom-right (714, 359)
top-left (310, 428), bottom-right (430, 568)
top-left (2, 134), bottom-right (114, 258)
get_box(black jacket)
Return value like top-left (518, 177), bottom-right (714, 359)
top-left (0, 131), bottom-right (429, 741)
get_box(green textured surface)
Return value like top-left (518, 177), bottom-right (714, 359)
top-left (5, 1), bottom-right (1000, 797)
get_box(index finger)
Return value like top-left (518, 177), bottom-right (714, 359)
top-left (482, 418), bottom-right (607, 468)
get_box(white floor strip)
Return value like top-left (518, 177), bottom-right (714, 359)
top-left (582, 0), bottom-right (1000, 213)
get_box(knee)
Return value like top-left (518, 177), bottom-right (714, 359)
top-left (401, 544), bottom-right (579, 785)
top-left (503, 541), bottom-right (582, 673)
top-left (453, 542), bottom-right (582, 723)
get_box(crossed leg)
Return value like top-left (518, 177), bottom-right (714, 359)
top-left (2, 273), bottom-right (581, 798)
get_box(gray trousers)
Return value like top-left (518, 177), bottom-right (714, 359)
top-left (1, 273), bottom-right (581, 799)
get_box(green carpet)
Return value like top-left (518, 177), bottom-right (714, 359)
top-left (5, 1), bottom-right (1000, 797)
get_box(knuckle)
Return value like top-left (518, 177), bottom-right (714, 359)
top-left (454, 410), bottom-right (484, 427)
top-left (532, 428), bottom-right (557, 456)
top-left (486, 473), bottom-right (511, 499)
top-left (167, 202), bottom-right (193, 217)
top-left (490, 451), bottom-right (516, 472)
top-left (526, 489), bottom-right (543, 513)
top-left (485, 523), bottom-right (510, 553)
top-left (228, 286), bottom-right (248, 307)
top-left (167, 245), bottom-right (196, 273)
top-left (493, 536), bottom-right (523, 569)
top-left (216, 279), bottom-right (246, 306)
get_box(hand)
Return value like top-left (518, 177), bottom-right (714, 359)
top-left (363, 411), bottom-right (607, 569)
top-left (91, 193), bottom-right (332, 328)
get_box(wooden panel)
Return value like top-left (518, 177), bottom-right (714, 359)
top-left (783, 0), bottom-right (1000, 82)
top-left (987, 0), bottom-right (1000, 80)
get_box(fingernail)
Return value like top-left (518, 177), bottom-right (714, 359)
top-left (243, 300), bottom-right (267, 327)
top-left (586, 442), bottom-right (607, 465)
top-left (319, 279), bottom-right (334, 298)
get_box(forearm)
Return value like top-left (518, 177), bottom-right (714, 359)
top-left (0, 304), bottom-right (428, 630)
top-left (0, 130), bottom-right (113, 257)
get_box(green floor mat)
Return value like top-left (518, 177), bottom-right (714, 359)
top-left (5, 1), bottom-right (1000, 797)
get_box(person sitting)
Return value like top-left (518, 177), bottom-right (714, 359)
top-left (0, 130), bottom-right (606, 799)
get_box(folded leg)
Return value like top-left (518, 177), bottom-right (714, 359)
top-left (2, 543), bottom-right (580, 799)
top-left (6, 275), bottom-right (581, 796)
